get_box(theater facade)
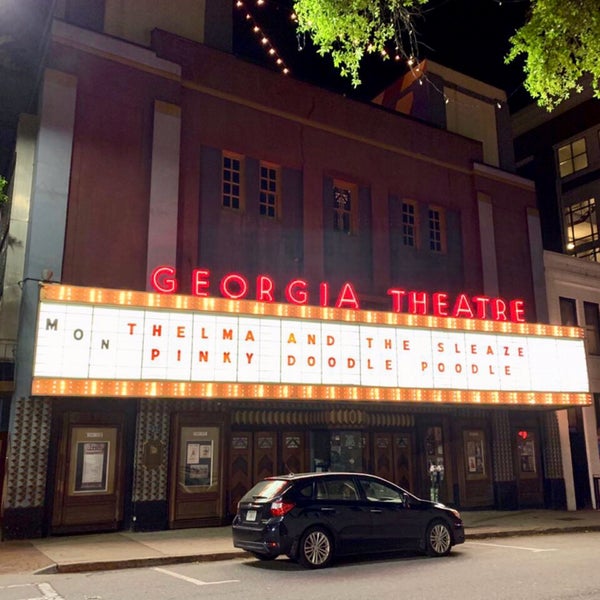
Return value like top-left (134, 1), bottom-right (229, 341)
top-left (27, 272), bottom-right (588, 534)
top-left (0, 11), bottom-right (592, 538)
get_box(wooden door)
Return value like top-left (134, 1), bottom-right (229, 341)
top-left (51, 411), bottom-right (126, 533)
top-left (514, 428), bottom-right (544, 507)
top-left (228, 432), bottom-right (252, 519)
top-left (254, 431), bottom-right (277, 480)
top-left (393, 432), bottom-right (414, 491)
top-left (169, 413), bottom-right (226, 528)
top-left (373, 433), bottom-right (394, 481)
top-left (457, 427), bottom-right (494, 508)
top-left (281, 432), bottom-right (306, 475)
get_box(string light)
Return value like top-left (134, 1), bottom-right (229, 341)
top-left (235, 0), bottom-right (291, 77)
top-left (237, 0), bottom-right (510, 110)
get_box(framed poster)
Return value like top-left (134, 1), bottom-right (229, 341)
top-left (184, 440), bottom-right (213, 486)
top-left (68, 427), bottom-right (117, 496)
top-left (464, 430), bottom-right (486, 479)
top-left (74, 441), bottom-right (109, 492)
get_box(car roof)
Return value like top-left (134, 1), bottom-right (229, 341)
top-left (265, 472), bottom-right (384, 482)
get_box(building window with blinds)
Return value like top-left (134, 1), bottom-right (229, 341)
top-left (557, 137), bottom-right (588, 178)
top-left (563, 198), bottom-right (599, 261)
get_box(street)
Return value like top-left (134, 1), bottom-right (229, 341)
top-left (1, 532), bottom-right (599, 600)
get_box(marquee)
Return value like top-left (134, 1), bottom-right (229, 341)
top-left (31, 284), bottom-right (591, 406)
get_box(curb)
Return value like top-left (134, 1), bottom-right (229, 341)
top-left (466, 524), bottom-right (600, 540)
top-left (37, 551), bottom-right (249, 574)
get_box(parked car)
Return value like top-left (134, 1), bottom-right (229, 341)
top-left (232, 472), bottom-right (465, 568)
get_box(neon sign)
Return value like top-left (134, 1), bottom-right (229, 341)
top-left (150, 266), bottom-right (526, 323)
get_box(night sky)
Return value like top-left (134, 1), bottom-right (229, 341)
top-left (233, 0), bottom-right (532, 110)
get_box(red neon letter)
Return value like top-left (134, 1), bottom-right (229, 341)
top-left (387, 288), bottom-right (407, 312)
top-left (452, 294), bottom-right (475, 319)
top-left (150, 266), bottom-right (177, 294)
top-left (472, 296), bottom-right (491, 319)
top-left (408, 291), bottom-right (428, 315)
top-left (220, 273), bottom-right (248, 300)
top-left (510, 299), bottom-right (526, 323)
top-left (319, 282), bottom-right (329, 307)
top-left (491, 298), bottom-right (508, 321)
top-left (192, 268), bottom-right (210, 297)
top-left (432, 293), bottom-right (449, 317)
top-left (335, 282), bottom-right (360, 309)
top-left (285, 279), bottom-right (308, 304)
top-left (257, 275), bottom-right (275, 302)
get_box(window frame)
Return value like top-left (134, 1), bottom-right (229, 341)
top-left (428, 205), bottom-right (446, 253)
top-left (259, 161), bottom-right (280, 219)
top-left (401, 199), bottom-right (419, 248)
top-left (563, 197), bottom-right (598, 259)
top-left (221, 151), bottom-right (244, 211)
top-left (559, 296), bottom-right (578, 327)
top-left (584, 301), bottom-right (600, 356)
top-left (557, 137), bottom-right (588, 178)
top-left (332, 179), bottom-right (357, 234)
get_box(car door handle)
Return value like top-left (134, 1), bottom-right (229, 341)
top-left (320, 507), bottom-right (336, 512)
top-left (370, 508), bottom-right (382, 513)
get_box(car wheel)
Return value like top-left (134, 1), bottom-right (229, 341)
top-left (298, 527), bottom-right (334, 569)
top-left (424, 520), bottom-right (452, 557)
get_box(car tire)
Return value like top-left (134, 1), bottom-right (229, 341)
top-left (298, 526), bottom-right (334, 569)
top-left (250, 552), bottom-right (276, 561)
top-left (424, 520), bottom-right (452, 557)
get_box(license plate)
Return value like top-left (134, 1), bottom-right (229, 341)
top-left (246, 509), bottom-right (257, 522)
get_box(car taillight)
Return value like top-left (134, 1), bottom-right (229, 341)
top-left (270, 500), bottom-right (295, 517)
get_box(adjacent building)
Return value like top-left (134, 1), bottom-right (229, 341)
top-left (513, 89), bottom-right (600, 509)
top-left (0, 1), bottom-right (593, 538)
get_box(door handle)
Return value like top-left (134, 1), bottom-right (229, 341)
top-left (320, 507), bottom-right (336, 512)
top-left (370, 508), bottom-right (382, 513)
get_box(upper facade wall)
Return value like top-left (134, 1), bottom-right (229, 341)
top-left (44, 22), bottom-right (539, 318)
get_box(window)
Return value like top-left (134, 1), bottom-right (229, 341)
top-left (316, 478), bottom-right (359, 500)
top-left (333, 181), bottom-right (355, 233)
top-left (584, 301), bottom-right (600, 355)
top-left (259, 162), bottom-right (279, 218)
top-left (401, 200), bottom-right (417, 247)
top-left (563, 198), bottom-right (598, 259)
top-left (222, 152), bottom-right (243, 210)
top-left (558, 138), bottom-right (588, 177)
top-left (559, 297), bottom-right (578, 326)
top-left (428, 206), bottom-right (445, 252)
top-left (358, 477), bottom-right (404, 503)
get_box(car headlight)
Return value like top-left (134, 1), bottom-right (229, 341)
top-left (448, 508), bottom-right (461, 520)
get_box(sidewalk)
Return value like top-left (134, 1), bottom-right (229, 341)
top-left (1, 509), bottom-right (600, 575)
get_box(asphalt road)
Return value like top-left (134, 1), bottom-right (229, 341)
top-left (1, 532), bottom-right (599, 600)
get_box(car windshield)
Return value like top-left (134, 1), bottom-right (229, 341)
top-left (241, 479), bottom-right (289, 502)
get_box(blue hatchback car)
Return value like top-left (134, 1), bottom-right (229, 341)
top-left (232, 472), bottom-right (465, 568)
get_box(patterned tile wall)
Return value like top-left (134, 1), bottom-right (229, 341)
top-left (542, 411), bottom-right (563, 479)
top-left (6, 397), bottom-right (51, 508)
top-left (491, 410), bottom-right (514, 481)
top-left (133, 398), bottom-right (170, 502)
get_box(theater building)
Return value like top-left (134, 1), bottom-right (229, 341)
top-left (0, 2), bottom-right (592, 538)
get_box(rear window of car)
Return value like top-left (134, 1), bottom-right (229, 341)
top-left (241, 479), bottom-right (289, 502)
